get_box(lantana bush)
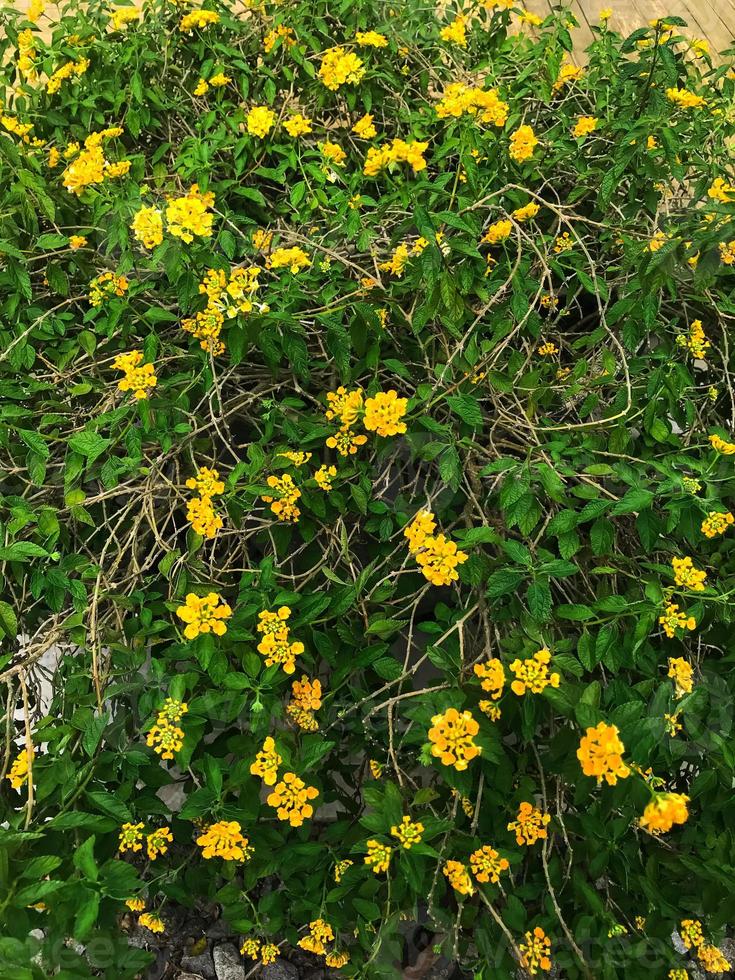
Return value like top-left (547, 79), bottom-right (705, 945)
top-left (1, 1), bottom-right (735, 978)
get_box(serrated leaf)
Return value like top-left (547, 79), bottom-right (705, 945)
top-left (68, 432), bottom-right (110, 464)
top-left (365, 618), bottom-right (407, 637)
top-left (487, 568), bottom-right (527, 597)
top-left (0, 542), bottom-right (49, 562)
top-left (527, 580), bottom-right (552, 622)
top-left (82, 713), bottom-right (109, 757)
top-left (73, 836), bottom-right (98, 882)
top-left (372, 656), bottom-right (403, 680)
top-left (446, 393), bottom-right (484, 428)
top-left (611, 489), bottom-right (654, 515)
top-left (557, 604), bottom-right (595, 621)
top-left (73, 890), bottom-right (100, 940)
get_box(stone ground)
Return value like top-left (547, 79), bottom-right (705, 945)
top-left (124, 902), bottom-right (470, 980)
top-left (138, 926), bottom-right (735, 980)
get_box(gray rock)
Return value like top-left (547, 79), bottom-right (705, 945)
top-left (720, 937), bottom-right (735, 965)
top-left (213, 943), bottom-right (246, 980)
top-left (426, 967), bottom-right (453, 980)
top-left (177, 975), bottom-right (208, 980)
top-left (180, 951), bottom-right (216, 980)
top-left (261, 961), bottom-right (299, 980)
top-left (206, 918), bottom-right (234, 940)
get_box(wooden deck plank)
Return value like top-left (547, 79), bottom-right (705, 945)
top-left (607, 0), bottom-right (735, 53)
top-left (641, 0), bottom-right (710, 46)
top-left (678, 0), bottom-right (735, 52)
top-left (523, 0), bottom-right (596, 58)
top-left (11, 0), bottom-right (735, 61)
top-left (523, 0), bottom-right (735, 60)
top-left (712, 0), bottom-right (735, 27)
top-left (667, 0), bottom-right (729, 49)
top-left (566, 1), bottom-right (597, 55)
top-left (583, 0), bottom-right (645, 39)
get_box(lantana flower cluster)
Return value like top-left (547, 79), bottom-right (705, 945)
top-left (297, 917), bottom-right (348, 966)
top-left (577, 722), bottom-right (630, 785)
top-left (403, 510), bottom-right (468, 586)
top-left (62, 127), bottom-right (129, 194)
top-left (286, 675), bottom-right (322, 731)
top-left (175, 592), bottom-right (232, 640)
top-left (322, 385), bottom-right (408, 460)
top-left (256, 606), bottom-right (304, 673)
top-left (318, 46), bottom-right (365, 90)
top-left (146, 698), bottom-right (188, 761)
top-left (427, 708), bottom-right (481, 771)
top-left (509, 648), bottom-right (560, 696)
top-left (435, 81), bottom-right (509, 126)
top-left (267, 771), bottom-right (319, 827)
top-left (196, 820), bottom-right (253, 861)
top-left (363, 138), bottom-right (428, 177)
top-left (6, 746), bottom-right (33, 792)
top-left (90, 271), bottom-right (129, 308)
top-left (507, 802), bottom-right (550, 847)
top-left (118, 821), bottom-right (173, 860)
top-left (132, 184), bottom-right (215, 250)
top-left (111, 350), bottom-right (157, 400)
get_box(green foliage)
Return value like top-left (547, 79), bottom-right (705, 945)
top-left (1, 1), bottom-right (735, 977)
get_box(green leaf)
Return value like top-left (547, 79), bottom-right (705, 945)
top-left (0, 240), bottom-right (24, 259)
top-left (372, 656), bottom-right (403, 680)
top-left (487, 569), bottom-right (526, 597)
top-left (590, 518), bottom-right (614, 555)
top-left (366, 618), bottom-right (407, 637)
top-left (36, 233), bottom-right (70, 249)
top-left (446, 394), bottom-right (484, 428)
top-left (234, 186), bottom-right (267, 206)
top-left (73, 889), bottom-right (100, 940)
top-left (82, 713), bottom-right (109, 757)
top-left (86, 790), bottom-right (132, 823)
top-left (557, 530), bottom-right (581, 559)
top-left (17, 428), bottom-right (50, 458)
top-left (577, 632), bottom-right (597, 670)
top-left (438, 446), bottom-right (461, 489)
top-left (20, 856), bottom-right (63, 880)
top-left (220, 228), bottom-right (236, 259)
top-left (14, 879), bottom-right (66, 906)
top-left (352, 898), bottom-right (381, 920)
top-left (455, 527), bottom-right (500, 546)
top-left (611, 489), bottom-right (654, 515)
top-left (68, 432), bottom-right (111, 464)
top-left (541, 559), bottom-right (579, 578)
top-left (503, 540), bottom-right (533, 566)
top-left (73, 836), bottom-right (98, 882)
top-left (300, 737), bottom-right (336, 772)
top-left (0, 542), bottom-right (49, 562)
top-left (0, 600), bottom-right (18, 638)
top-left (290, 181), bottom-right (306, 207)
top-left (143, 307), bottom-right (178, 324)
top-left (556, 604), bottom-right (595, 621)
top-left (527, 580), bottom-right (552, 622)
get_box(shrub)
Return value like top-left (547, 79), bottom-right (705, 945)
top-left (1, 1), bottom-right (734, 978)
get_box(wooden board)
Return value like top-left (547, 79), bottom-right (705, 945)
top-left (524, 0), bottom-right (735, 60)
top-left (10, 0), bottom-right (735, 58)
